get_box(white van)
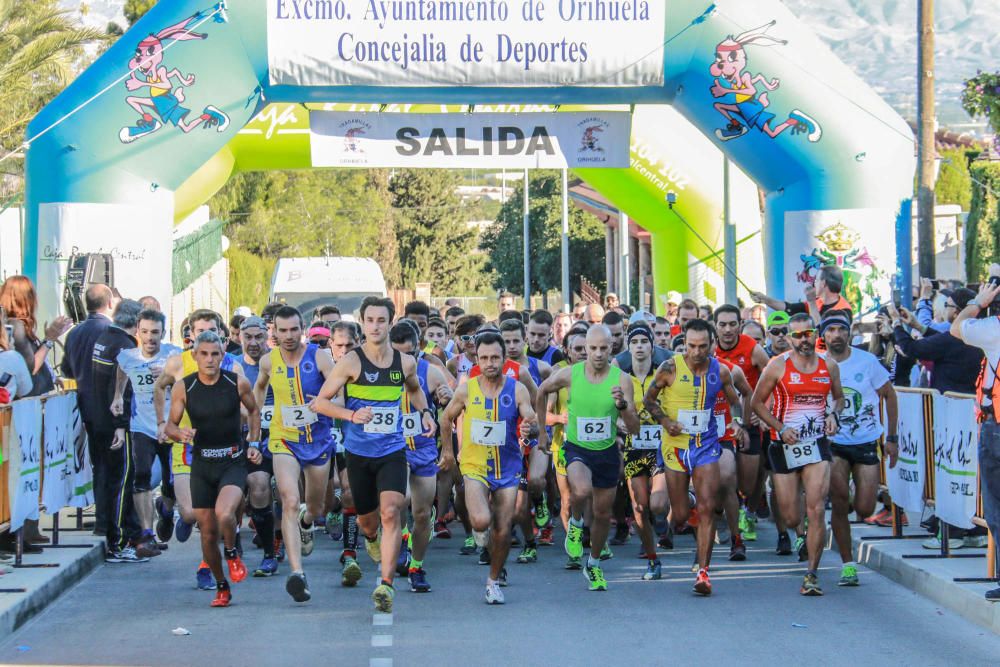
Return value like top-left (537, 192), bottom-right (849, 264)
top-left (269, 257), bottom-right (387, 318)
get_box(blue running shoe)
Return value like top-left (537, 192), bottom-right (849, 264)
top-left (254, 557), bottom-right (278, 577)
top-left (196, 564), bottom-right (214, 590)
top-left (155, 497), bottom-right (174, 543)
top-left (119, 118), bottom-right (161, 144)
top-left (201, 106), bottom-right (230, 132)
top-left (408, 567), bottom-right (431, 593)
top-left (175, 518), bottom-right (194, 544)
top-left (396, 537), bottom-right (411, 577)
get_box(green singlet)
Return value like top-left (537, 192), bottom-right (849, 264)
top-left (566, 363), bottom-right (622, 451)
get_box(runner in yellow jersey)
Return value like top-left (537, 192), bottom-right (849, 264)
top-left (154, 309), bottom-right (243, 590)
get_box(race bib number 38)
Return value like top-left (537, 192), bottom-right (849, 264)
top-left (783, 441), bottom-right (822, 470)
top-left (471, 419), bottom-right (506, 447)
top-left (364, 406), bottom-right (398, 434)
top-left (577, 417), bottom-right (611, 442)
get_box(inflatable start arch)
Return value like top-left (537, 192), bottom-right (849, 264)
top-left (25, 0), bottom-right (914, 322)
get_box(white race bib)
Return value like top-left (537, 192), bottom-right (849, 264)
top-left (677, 409), bottom-right (710, 435)
top-left (131, 370), bottom-right (157, 395)
top-left (471, 419), bottom-right (506, 447)
top-left (577, 417), bottom-right (611, 442)
top-left (260, 405), bottom-right (274, 430)
top-left (364, 406), bottom-right (398, 434)
top-left (632, 425), bottom-right (662, 450)
top-left (783, 441), bottom-right (822, 470)
top-left (715, 413), bottom-right (727, 438)
top-left (281, 404), bottom-right (318, 428)
top-left (330, 427), bottom-right (343, 451)
top-left (401, 411), bottom-right (422, 438)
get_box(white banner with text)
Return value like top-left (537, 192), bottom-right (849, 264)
top-left (267, 0), bottom-right (666, 87)
top-left (310, 111), bottom-right (630, 168)
top-left (932, 393), bottom-right (979, 530)
top-left (888, 390), bottom-right (928, 516)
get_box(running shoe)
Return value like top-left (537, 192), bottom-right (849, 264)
top-left (599, 542), bottom-right (613, 561)
top-left (565, 522), bottom-right (584, 559)
top-left (235, 530), bottom-right (243, 557)
top-left (197, 563), bottom-right (214, 590)
top-left (135, 538), bottom-right (161, 559)
top-left (564, 555), bottom-right (582, 570)
top-left (485, 581), bottom-right (505, 605)
top-left (210, 587), bottom-right (231, 608)
top-left (985, 587), bottom-right (1000, 602)
top-left (298, 505), bottom-right (314, 557)
top-left (642, 559), bottom-right (662, 581)
top-left (878, 510), bottom-right (908, 528)
top-left (433, 520), bottom-right (452, 539)
top-left (838, 564), bottom-right (860, 587)
top-left (253, 557), bottom-right (278, 577)
top-left (658, 526), bottom-right (674, 550)
top-left (286, 572), bottom-right (311, 602)
top-left (365, 530), bottom-right (382, 563)
top-left (538, 525), bottom-right (554, 546)
top-left (534, 496), bottom-right (550, 529)
top-left (498, 567), bottom-right (508, 587)
top-left (865, 507), bottom-right (891, 526)
top-left (200, 105), bottom-right (230, 132)
top-left (729, 535), bottom-right (747, 561)
top-left (738, 508), bottom-right (749, 535)
top-left (342, 557), bottom-right (362, 587)
top-left (478, 547), bottom-right (491, 566)
top-left (693, 568), bottom-right (712, 596)
top-left (964, 534), bottom-right (989, 548)
top-left (800, 572), bottom-right (823, 596)
top-left (611, 520), bottom-right (630, 545)
top-left (372, 583), bottom-right (395, 613)
top-left (396, 537), bottom-right (411, 576)
top-left (584, 562), bottom-right (608, 591)
top-left (776, 531), bottom-right (792, 556)
top-left (459, 536), bottom-right (478, 555)
top-left (408, 567), bottom-right (431, 593)
top-left (227, 555), bottom-right (247, 583)
top-left (743, 513), bottom-right (758, 542)
top-left (275, 537), bottom-right (285, 562)
top-left (714, 517), bottom-right (731, 545)
top-left (155, 497), bottom-right (174, 543)
top-left (175, 518), bottom-right (194, 544)
top-left (326, 511), bottom-right (343, 541)
top-left (516, 545), bottom-right (538, 563)
top-left (794, 535), bottom-right (807, 562)
top-left (105, 546), bottom-right (149, 564)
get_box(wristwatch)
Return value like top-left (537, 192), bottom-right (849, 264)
top-left (44, 340), bottom-right (55, 349)
top-left (248, 441), bottom-right (260, 450)
top-left (885, 435), bottom-right (899, 443)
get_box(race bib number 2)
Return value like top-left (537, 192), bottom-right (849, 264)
top-left (364, 406), bottom-right (398, 434)
top-left (577, 417), bottom-right (611, 442)
top-left (281, 404), bottom-right (318, 429)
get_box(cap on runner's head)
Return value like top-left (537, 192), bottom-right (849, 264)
top-left (628, 310), bottom-right (655, 326)
top-left (239, 316), bottom-right (267, 331)
top-left (818, 314), bottom-right (852, 335)
top-left (308, 325), bottom-right (331, 339)
top-left (234, 306), bottom-right (253, 318)
top-left (626, 325), bottom-right (653, 345)
top-left (766, 311), bottom-right (790, 328)
top-left (666, 290), bottom-right (683, 305)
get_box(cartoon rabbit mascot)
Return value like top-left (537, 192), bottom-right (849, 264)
top-left (120, 12), bottom-right (230, 144)
top-left (709, 21), bottom-right (821, 143)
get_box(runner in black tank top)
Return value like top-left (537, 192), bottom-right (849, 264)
top-left (166, 333), bottom-right (261, 608)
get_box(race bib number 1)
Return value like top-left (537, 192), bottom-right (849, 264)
top-left (632, 425), bottom-right (662, 450)
top-left (281, 404), bottom-right (318, 428)
top-left (783, 441), bottom-right (822, 470)
top-left (471, 419), bottom-right (506, 447)
top-left (577, 417), bottom-right (611, 442)
top-left (401, 412), bottom-right (422, 438)
top-left (364, 406), bottom-right (398, 434)
top-left (677, 409), bottom-right (710, 435)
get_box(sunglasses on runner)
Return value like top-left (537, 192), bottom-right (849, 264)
top-left (788, 328), bottom-right (816, 340)
top-left (460, 335), bottom-right (474, 343)
top-left (768, 327), bottom-right (788, 336)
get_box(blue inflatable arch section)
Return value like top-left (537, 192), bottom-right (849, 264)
top-left (25, 0), bottom-right (914, 321)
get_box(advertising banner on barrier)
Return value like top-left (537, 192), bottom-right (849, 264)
top-left (889, 391), bottom-right (927, 515)
top-left (267, 1), bottom-right (666, 88)
top-left (42, 394), bottom-right (75, 513)
top-left (311, 111), bottom-right (631, 168)
top-left (69, 400), bottom-right (94, 508)
top-left (932, 394), bottom-right (979, 529)
top-left (8, 400), bottom-right (41, 532)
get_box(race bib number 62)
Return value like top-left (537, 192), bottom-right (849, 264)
top-left (577, 417), bottom-right (611, 442)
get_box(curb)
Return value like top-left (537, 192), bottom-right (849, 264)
top-left (853, 533), bottom-right (1000, 634)
top-left (0, 541), bottom-right (105, 640)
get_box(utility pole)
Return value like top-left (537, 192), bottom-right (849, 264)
top-left (523, 169), bottom-right (531, 309)
top-left (917, 0), bottom-right (936, 281)
top-left (561, 169), bottom-right (570, 313)
top-left (723, 158), bottom-right (737, 306)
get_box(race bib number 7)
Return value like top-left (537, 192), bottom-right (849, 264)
top-left (471, 419), bottom-right (506, 447)
top-left (364, 406), bottom-right (398, 434)
top-left (577, 417), bottom-right (611, 442)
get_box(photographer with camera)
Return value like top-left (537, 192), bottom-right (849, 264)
top-left (950, 265), bottom-right (1000, 601)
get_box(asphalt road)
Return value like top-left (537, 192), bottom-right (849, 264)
top-left (2, 518), bottom-right (999, 667)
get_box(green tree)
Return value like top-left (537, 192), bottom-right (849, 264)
top-left (389, 169), bottom-right (489, 294)
top-left (934, 147), bottom-right (975, 210)
top-left (965, 161), bottom-right (1000, 281)
top-left (0, 0), bottom-right (106, 198)
top-left (124, 0), bottom-right (157, 26)
top-left (480, 172), bottom-right (606, 296)
top-left (225, 247), bottom-right (275, 314)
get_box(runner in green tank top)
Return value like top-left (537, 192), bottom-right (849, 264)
top-left (536, 325), bottom-right (640, 591)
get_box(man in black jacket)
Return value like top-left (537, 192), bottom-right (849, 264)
top-left (61, 284), bottom-right (115, 534)
top-left (92, 299), bottom-right (150, 563)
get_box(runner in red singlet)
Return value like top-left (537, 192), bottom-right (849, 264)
top-left (712, 356), bottom-right (754, 561)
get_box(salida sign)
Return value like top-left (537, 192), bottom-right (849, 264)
top-left (309, 111), bottom-right (630, 168)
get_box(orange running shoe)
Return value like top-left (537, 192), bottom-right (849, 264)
top-left (864, 508), bottom-right (890, 526)
top-left (210, 587), bottom-right (231, 607)
top-left (693, 568), bottom-right (712, 596)
top-left (227, 555), bottom-right (248, 583)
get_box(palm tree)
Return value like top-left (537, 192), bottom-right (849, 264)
top-left (0, 0), bottom-right (107, 198)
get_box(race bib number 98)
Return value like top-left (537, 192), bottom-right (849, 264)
top-left (364, 406), bottom-right (398, 434)
top-left (471, 419), bottom-right (506, 447)
top-left (577, 417), bottom-right (611, 442)
top-left (783, 441), bottom-right (821, 469)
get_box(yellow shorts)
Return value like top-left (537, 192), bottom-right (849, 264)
top-left (171, 442), bottom-right (192, 476)
top-left (661, 444), bottom-right (686, 473)
top-left (552, 441), bottom-right (567, 476)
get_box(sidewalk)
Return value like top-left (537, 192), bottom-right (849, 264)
top-left (851, 521), bottom-right (1000, 633)
top-left (0, 509), bottom-right (104, 639)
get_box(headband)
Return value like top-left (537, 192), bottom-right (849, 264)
top-left (308, 326), bottom-right (331, 338)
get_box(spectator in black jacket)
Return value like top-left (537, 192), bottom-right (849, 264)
top-left (91, 299), bottom-right (150, 562)
top-left (888, 289), bottom-right (984, 395)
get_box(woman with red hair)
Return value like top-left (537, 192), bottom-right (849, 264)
top-left (0, 276), bottom-right (72, 397)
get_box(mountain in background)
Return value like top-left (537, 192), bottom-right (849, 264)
top-left (64, 0), bottom-right (996, 132)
